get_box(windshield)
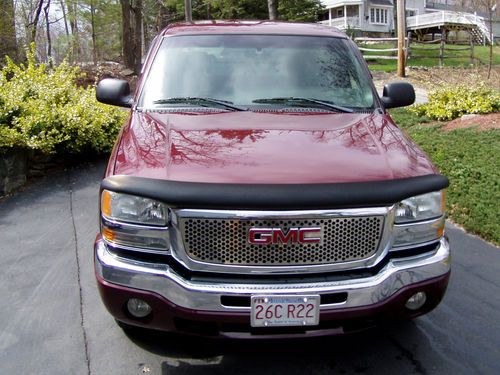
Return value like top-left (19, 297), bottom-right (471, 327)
top-left (139, 34), bottom-right (375, 110)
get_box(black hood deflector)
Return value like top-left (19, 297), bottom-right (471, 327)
top-left (101, 174), bottom-right (449, 210)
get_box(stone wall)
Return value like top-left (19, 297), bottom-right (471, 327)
top-left (0, 149), bottom-right (28, 196)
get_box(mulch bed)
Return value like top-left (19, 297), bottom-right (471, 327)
top-left (443, 113), bottom-right (500, 131)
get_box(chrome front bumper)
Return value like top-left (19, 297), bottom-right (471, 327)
top-left (95, 237), bottom-right (450, 313)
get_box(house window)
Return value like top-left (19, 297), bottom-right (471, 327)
top-left (369, 7), bottom-right (388, 24)
top-left (406, 9), bottom-right (417, 17)
top-left (337, 9), bottom-right (344, 17)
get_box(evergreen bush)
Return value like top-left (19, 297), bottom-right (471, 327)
top-left (0, 46), bottom-right (127, 155)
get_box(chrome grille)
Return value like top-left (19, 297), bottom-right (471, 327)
top-left (180, 216), bottom-right (384, 266)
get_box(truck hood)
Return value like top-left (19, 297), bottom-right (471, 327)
top-left (113, 111), bottom-right (435, 184)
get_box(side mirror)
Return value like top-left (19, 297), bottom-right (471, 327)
top-left (380, 82), bottom-right (415, 109)
top-left (96, 78), bottom-right (132, 108)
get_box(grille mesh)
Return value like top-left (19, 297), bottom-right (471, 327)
top-left (180, 216), bottom-right (384, 266)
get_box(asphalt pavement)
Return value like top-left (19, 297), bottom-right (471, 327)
top-left (0, 160), bottom-right (499, 375)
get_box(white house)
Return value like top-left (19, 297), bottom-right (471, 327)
top-left (320, 0), bottom-right (396, 34)
top-left (319, 0), bottom-right (493, 42)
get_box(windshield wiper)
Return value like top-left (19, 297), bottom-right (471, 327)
top-left (252, 97), bottom-right (354, 113)
top-left (152, 97), bottom-right (245, 111)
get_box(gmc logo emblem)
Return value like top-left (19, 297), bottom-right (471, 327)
top-left (248, 227), bottom-right (322, 245)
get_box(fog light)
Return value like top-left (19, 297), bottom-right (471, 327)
top-left (127, 298), bottom-right (152, 318)
top-left (405, 292), bottom-right (427, 311)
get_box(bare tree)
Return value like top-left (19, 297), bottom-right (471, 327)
top-left (121, 0), bottom-right (134, 70)
top-left (31, 0), bottom-right (44, 43)
top-left (43, 0), bottom-right (51, 62)
top-left (121, 0), bottom-right (143, 73)
top-left (90, 0), bottom-right (97, 64)
top-left (133, 0), bottom-right (143, 72)
top-left (157, 1), bottom-right (171, 31)
top-left (60, 0), bottom-right (70, 36)
top-left (472, 0), bottom-right (498, 78)
top-left (68, 0), bottom-right (80, 61)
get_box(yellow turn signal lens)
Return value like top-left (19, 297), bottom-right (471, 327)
top-left (102, 227), bottom-right (116, 242)
top-left (101, 190), bottom-right (112, 217)
top-left (437, 222), bottom-right (445, 238)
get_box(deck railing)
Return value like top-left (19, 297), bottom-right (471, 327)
top-left (406, 11), bottom-right (491, 42)
top-left (319, 16), bottom-right (360, 29)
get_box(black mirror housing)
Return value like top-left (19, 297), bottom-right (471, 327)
top-left (380, 82), bottom-right (415, 109)
top-left (96, 78), bottom-right (132, 108)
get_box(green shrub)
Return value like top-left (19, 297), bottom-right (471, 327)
top-left (0, 46), bottom-right (127, 154)
top-left (390, 108), bottom-right (500, 245)
top-left (411, 83), bottom-right (500, 121)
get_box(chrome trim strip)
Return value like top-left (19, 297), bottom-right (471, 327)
top-left (101, 216), bottom-right (171, 254)
top-left (95, 237), bottom-right (450, 312)
top-left (101, 216), bottom-right (169, 232)
top-left (168, 207), bottom-right (395, 275)
top-left (175, 208), bottom-right (389, 219)
top-left (392, 216), bottom-right (444, 248)
top-left (389, 239), bottom-right (440, 252)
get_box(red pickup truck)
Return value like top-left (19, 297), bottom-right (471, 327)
top-left (95, 21), bottom-right (450, 338)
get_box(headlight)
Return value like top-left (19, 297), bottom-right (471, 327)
top-left (101, 190), bottom-right (167, 226)
top-left (395, 191), bottom-right (444, 223)
top-left (100, 190), bottom-right (169, 252)
top-left (393, 191), bottom-right (445, 248)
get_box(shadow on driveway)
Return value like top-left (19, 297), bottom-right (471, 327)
top-left (123, 321), bottom-right (430, 375)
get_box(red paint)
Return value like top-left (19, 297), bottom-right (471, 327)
top-left (109, 111), bottom-right (436, 183)
top-left (107, 21), bottom-right (435, 183)
top-left (161, 21), bottom-right (347, 38)
top-left (95, 262), bottom-right (450, 337)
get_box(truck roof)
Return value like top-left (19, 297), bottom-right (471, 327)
top-left (161, 20), bottom-right (347, 38)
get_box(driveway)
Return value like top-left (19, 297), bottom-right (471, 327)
top-left (0, 160), bottom-right (499, 375)
top-left (372, 71), bottom-right (429, 104)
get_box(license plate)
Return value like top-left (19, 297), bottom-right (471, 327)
top-left (251, 295), bottom-right (320, 327)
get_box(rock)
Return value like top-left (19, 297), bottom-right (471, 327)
top-left (461, 114), bottom-right (479, 121)
top-left (27, 169), bottom-right (46, 178)
top-left (0, 149), bottom-right (28, 196)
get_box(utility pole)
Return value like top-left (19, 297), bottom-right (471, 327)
top-left (268, 0), bottom-right (278, 20)
top-left (185, 0), bottom-right (192, 22)
top-left (397, 0), bottom-right (406, 77)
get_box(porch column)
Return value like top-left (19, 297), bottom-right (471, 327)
top-left (329, 8), bottom-right (332, 26)
top-left (344, 5), bottom-right (347, 28)
top-left (358, 4), bottom-right (362, 29)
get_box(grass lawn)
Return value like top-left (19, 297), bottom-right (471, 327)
top-left (389, 108), bottom-right (500, 245)
top-left (359, 43), bottom-right (500, 72)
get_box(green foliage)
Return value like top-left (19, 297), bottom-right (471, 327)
top-left (410, 83), bottom-right (500, 120)
top-left (0, 46), bottom-right (127, 155)
top-left (390, 108), bottom-right (500, 245)
top-left (163, 0), bottom-right (321, 21)
top-left (278, 0), bottom-right (323, 22)
top-left (206, 0), bottom-right (268, 19)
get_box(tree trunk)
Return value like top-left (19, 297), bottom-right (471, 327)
top-left (90, 0), bottom-right (97, 65)
top-left (157, 2), bottom-right (171, 31)
top-left (60, 0), bottom-right (70, 36)
top-left (0, 0), bottom-right (19, 62)
top-left (68, 0), bottom-right (79, 62)
top-left (121, 0), bottom-right (134, 70)
top-left (133, 0), bottom-right (143, 73)
top-left (267, 0), bottom-right (278, 20)
top-left (31, 0), bottom-right (45, 44)
top-left (44, 0), bottom-right (52, 63)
